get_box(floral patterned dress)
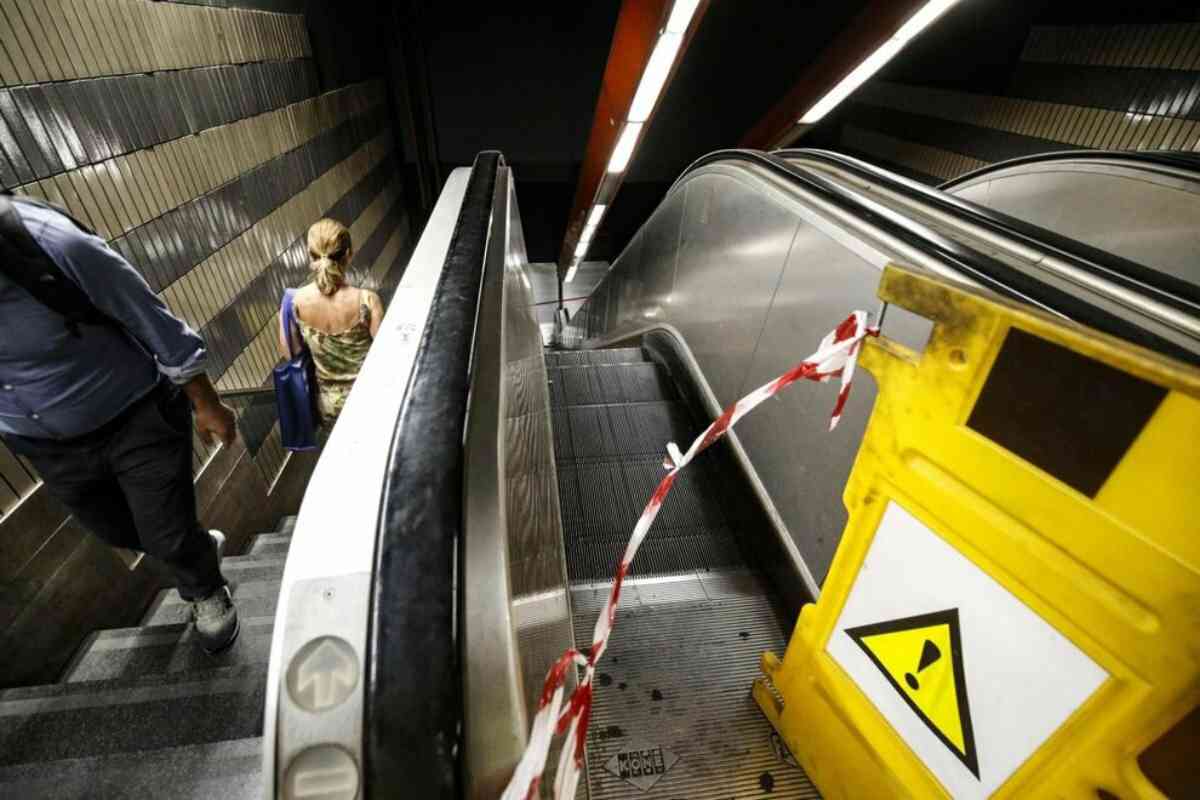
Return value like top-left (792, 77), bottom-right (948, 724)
top-left (296, 292), bottom-right (373, 423)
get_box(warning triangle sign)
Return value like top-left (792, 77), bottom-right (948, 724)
top-left (846, 608), bottom-right (979, 778)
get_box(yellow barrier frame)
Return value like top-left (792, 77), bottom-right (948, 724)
top-left (755, 265), bottom-right (1200, 799)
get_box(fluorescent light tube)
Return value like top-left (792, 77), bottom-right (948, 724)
top-left (895, 0), bottom-right (960, 41)
top-left (574, 238), bottom-right (590, 259)
top-left (565, 265), bottom-right (578, 283)
top-left (799, 0), bottom-right (960, 125)
top-left (607, 122), bottom-right (642, 173)
top-left (587, 204), bottom-right (606, 227)
top-left (666, 0), bottom-right (701, 33)
top-left (800, 37), bottom-right (904, 124)
top-left (628, 32), bottom-right (682, 122)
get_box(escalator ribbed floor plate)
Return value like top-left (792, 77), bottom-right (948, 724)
top-left (570, 571), bottom-right (820, 800)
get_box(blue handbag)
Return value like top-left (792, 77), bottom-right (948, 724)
top-left (273, 289), bottom-right (321, 451)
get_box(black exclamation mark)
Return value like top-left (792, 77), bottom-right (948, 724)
top-left (904, 640), bottom-right (942, 691)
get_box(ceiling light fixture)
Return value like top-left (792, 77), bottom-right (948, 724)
top-left (799, 0), bottom-right (960, 125)
top-left (606, 122), bottom-right (643, 173)
top-left (665, 0), bottom-right (701, 33)
top-left (628, 32), bottom-right (683, 122)
top-left (573, 0), bottom-right (703, 272)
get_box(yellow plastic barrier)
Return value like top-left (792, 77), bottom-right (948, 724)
top-left (754, 264), bottom-right (1200, 799)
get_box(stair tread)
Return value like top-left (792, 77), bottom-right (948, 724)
top-left (0, 737), bottom-right (262, 799)
top-left (142, 580), bottom-right (281, 626)
top-left (64, 616), bottom-right (275, 683)
top-left (0, 665), bottom-right (267, 767)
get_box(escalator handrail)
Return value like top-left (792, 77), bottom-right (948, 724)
top-left (776, 147), bottom-right (1200, 312)
top-left (364, 151), bottom-right (504, 797)
top-left (935, 147), bottom-right (1200, 191)
top-left (647, 149), bottom-right (1197, 365)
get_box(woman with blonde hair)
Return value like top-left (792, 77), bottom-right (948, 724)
top-left (278, 218), bottom-right (383, 424)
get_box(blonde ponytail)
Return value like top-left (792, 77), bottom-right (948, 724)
top-left (307, 218), bottom-right (352, 296)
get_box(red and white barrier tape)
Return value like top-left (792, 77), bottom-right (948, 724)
top-left (501, 310), bottom-right (877, 800)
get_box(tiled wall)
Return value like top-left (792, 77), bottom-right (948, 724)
top-left (0, 0), bottom-right (412, 683)
top-left (837, 23), bottom-right (1200, 184)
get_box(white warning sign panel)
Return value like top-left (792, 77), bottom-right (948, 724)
top-left (827, 502), bottom-right (1108, 799)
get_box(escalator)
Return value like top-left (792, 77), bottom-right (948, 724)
top-left (532, 148), bottom-right (1200, 797)
top-left (545, 345), bottom-right (820, 797)
top-left (259, 148), bottom-right (1197, 799)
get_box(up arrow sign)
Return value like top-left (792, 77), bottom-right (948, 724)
top-left (292, 637), bottom-right (359, 711)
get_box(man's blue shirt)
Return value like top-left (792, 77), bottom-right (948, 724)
top-left (0, 200), bottom-right (208, 440)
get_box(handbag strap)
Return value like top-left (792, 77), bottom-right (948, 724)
top-left (280, 289), bottom-right (301, 359)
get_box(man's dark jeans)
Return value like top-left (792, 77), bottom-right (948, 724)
top-left (3, 382), bottom-right (225, 600)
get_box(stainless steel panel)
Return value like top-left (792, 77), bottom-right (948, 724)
top-left (566, 161), bottom-right (934, 588)
top-left (663, 171), bottom-right (801, 402)
top-left (731, 228), bottom-right (929, 581)
top-left (949, 160), bottom-right (1200, 290)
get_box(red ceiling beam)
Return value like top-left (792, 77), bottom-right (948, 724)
top-left (556, 0), bottom-right (674, 273)
top-left (740, 0), bottom-right (929, 150)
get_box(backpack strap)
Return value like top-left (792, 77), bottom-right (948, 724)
top-left (0, 191), bottom-right (109, 337)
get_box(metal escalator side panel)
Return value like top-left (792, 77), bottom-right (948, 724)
top-left (262, 164), bottom-right (478, 799)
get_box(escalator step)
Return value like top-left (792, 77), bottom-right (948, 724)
top-left (544, 348), bottom-right (649, 367)
top-left (565, 532), bottom-right (744, 582)
top-left (553, 364), bottom-right (674, 407)
top-left (62, 616), bottom-right (275, 684)
top-left (586, 347), bottom-right (647, 365)
top-left (0, 737), bottom-right (263, 800)
top-left (0, 665), bottom-right (267, 768)
top-left (557, 458), bottom-right (740, 541)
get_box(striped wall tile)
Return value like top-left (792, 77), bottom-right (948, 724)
top-left (1022, 24), bottom-right (1200, 71)
top-left (162, 131), bottom-right (393, 334)
top-left (841, 125), bottom-right (988, 183)
top-left (0, 61), bottom-right (322, 193)
top-left (856, 81), bottom-right (1200, 154)
top-left (0, 1), bottom-right (310, 87)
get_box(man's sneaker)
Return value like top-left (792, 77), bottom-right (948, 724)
top-left (192, 586), bottom-right (239, 654)
top-left (210, 529), bottom-right (226, 562)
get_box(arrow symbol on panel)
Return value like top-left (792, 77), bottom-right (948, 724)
top-left (295, 638), bottom-right (358, 711)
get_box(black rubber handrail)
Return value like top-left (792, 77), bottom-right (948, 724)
top-left (364, 151), bottom-right (503, 797)
top-left (936, 148), bottom-right (1200, 191)
top-left (663, 149), bottom-right (1198, 365)
top-left (777, 147), bottom-right (1200, 312)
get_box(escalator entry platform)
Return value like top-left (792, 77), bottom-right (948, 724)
top-left (757, 265), bottom-right (1200, 799)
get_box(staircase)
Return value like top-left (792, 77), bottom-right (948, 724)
top-left (0, 517), bottom-right (295, 799)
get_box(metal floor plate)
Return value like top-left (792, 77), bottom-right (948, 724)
top-left (570, 571), bottom-right (820, 800)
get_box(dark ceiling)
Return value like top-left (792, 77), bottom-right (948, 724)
top-left (328, 0), bottom-right (1200, 266)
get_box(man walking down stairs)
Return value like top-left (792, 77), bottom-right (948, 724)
top-left (0, 516), bottom-right (297, 799)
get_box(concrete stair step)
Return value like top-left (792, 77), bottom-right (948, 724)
top-left (276, 516), bottom-right (298, 536)
top-left (62, 616), bottom-right (275, 683)
top-left (0, 665), bottom-right (266, 768)
top-left (0, 737), bottom-right (262, 799)
top-left (141, 579), bottom-right (282, 627)
top-left (247, 532), bottom-right (291, 557)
